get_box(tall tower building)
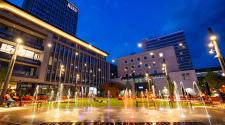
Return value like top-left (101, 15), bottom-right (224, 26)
top-left (142, 31), bottom-right (193, 71)
top-left (22, 0), bottom-right (78, 36)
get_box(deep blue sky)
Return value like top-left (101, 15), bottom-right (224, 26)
top-left (8, 0), bottom-right (225, 69)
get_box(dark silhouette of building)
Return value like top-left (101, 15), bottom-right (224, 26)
top-left (110, 63), bottom-right (118, 79)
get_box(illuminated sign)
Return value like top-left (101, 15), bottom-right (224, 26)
top-left (67, 2), bottom-right (77, 13)
top-left (138, 86), bottom-right (143, 89)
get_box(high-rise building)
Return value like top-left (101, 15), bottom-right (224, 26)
top-left (0, 1), bottom-right (109, 95)
top-left (142, 31), bottom-right (193, 71)
top-left (22, 0), bottom-right (78, 36)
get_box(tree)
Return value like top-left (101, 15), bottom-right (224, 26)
top-left (0, 67), bottom-right (7, 90)
top-left (166, 75), bottom-right (174, 97)
top-left (198, 78), bottom-right (211, 95)
top-left (99, 82), bottom-right (126, 97)
top-left (204, 71), bottom-right (224, 90)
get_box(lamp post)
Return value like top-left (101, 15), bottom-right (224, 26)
top-left (162, 63), bottom-right (168, 76)
top-left (0, 38), bottom-right (23, 104)
top-left (145, 73), bottom-right (151, 92)
top-left (159, 52), bottom-right (167, 76)
top-left (208, 27), bottom-right (225, 76)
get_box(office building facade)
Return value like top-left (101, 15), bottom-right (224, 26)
top-left (0, 1), bottom-right (109, 95)
top-left (22, 0), bottom-right (78, 36)
top-left (142, 31), bottom-right (193, 71)
top-left (117, 46), bottom-right (197, 93)
top-left (117, 46), bottom-right (179, 77)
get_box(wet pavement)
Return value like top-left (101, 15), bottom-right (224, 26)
top-left (0, 107), bottom-right (224, 125)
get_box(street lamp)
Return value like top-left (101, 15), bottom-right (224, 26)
top-left (159, 52), bottom-right (163, 58)
top-left (162, 63), bottom-right (168, 76)
top-left (208, 27), bottom-right (225, 76)
top-left (0, 38), bottom-right (23, 103)
top-left (137, 43), bottom-right (142, 48)
top-left (47, 43), bottom-right (52, 48)
top-left (112, 59), bottom-right (115, 63)
top-left (76, 74), bottom-right (80, 83)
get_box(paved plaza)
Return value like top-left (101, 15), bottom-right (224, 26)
top-left (0, 106), bottom-right (224, 125)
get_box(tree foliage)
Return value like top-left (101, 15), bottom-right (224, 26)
top-left (0, 67), bottom-right (7, 89)
top-left (166, 75), bottom-right (174, 96)
top-left (204, 71), bottom-right (224, 90)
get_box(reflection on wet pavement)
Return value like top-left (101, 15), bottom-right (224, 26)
top-left (0, 107), bottom-right (224, 125)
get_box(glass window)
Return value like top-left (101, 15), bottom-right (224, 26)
top-left (125, 60), bottom-right (127, 63)
top-left (144, 56), bottom-right (147, 60)
top-left (137, 58), bottom-right (140, 61)
top-left (145, 64), bottom-right (148, 67)
top-left (138, 65), bottom-right (141, 68)
top-left (131, 59), bottom-right (133, 62)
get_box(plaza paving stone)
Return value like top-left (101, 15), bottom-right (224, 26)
top-left (0, 106), bottom-right (224, 125)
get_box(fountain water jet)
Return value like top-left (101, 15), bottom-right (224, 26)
top-left (145, 89), bottom-right (150, 108)
top-left (55, 83), bottom-right (63, 118)
top-left (31, 85), bottom-right (39, 118)
top-left (158, 90), bottom-right (163, 111)
top-left (173, 81), bottom-right (185, 118)
top-left (193, 81), bottom-right (211, 124)
top-left (107, 90), bottom-right (110, 109)
top-left (128, 89), bottom-right (133, 108)
top-left (46, 89), bottom-right (54, 114)
top-left (124, 89), bottom-right (128, 109)
top-left (152, 85), bottom-right (156, 97)
top-left (74, 91), bottom-right (78, 108)
top-left (180, 82), bottom-right (192, 112)
top-left (66, 88), bottom-right (71, 113)
top-left (141, 91), bottom-right (144, 108)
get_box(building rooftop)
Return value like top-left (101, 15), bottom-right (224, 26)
top-left (141, 30), bottom-right (184, 42)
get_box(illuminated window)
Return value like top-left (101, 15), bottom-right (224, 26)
top-left (0, 43), bottom-right (14, 54)
top-left (0, 43), bottom-right (40, 60)
top-left (18, 49), bottom-right (35, 59)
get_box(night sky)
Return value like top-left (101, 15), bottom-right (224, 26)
top-left (7, 0), bottom-right (225, 69)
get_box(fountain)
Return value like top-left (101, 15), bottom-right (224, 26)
top-left (128, 89), bottom-right (133, 108)
top-left (141, 91), bottom-right (144, 108)
top-left (145, 89), bottom-right (150, 108)
top-left (173, 81), bottom-right (185, 118)
top-left (55, 83), bottom-right (63, 118)
top-left (74, 91), bottom-right (78, 108)
top-left (158, 90), bottom-right (163, 111)
top-left (193, 81), bottom-right (211, 124)
top-left (46, 89), bottom-right (54, 114)
top-left (152, 85), bottom-right (156, 97)
top-left (65, 88), bottom-right (71, 113)
top-left (107, 90), bottom-right (110, 109)
top-left (31, 85), bottom-right (39, 118)
top-left (180, 82), bottom-right (192, 112)
top-left (81, 86), bottom-right (84, 108)
top-left (124, 89), bottom-right (128, 109)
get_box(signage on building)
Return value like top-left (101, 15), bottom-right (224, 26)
top-left (67, 2), bottom-right (78, 13)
